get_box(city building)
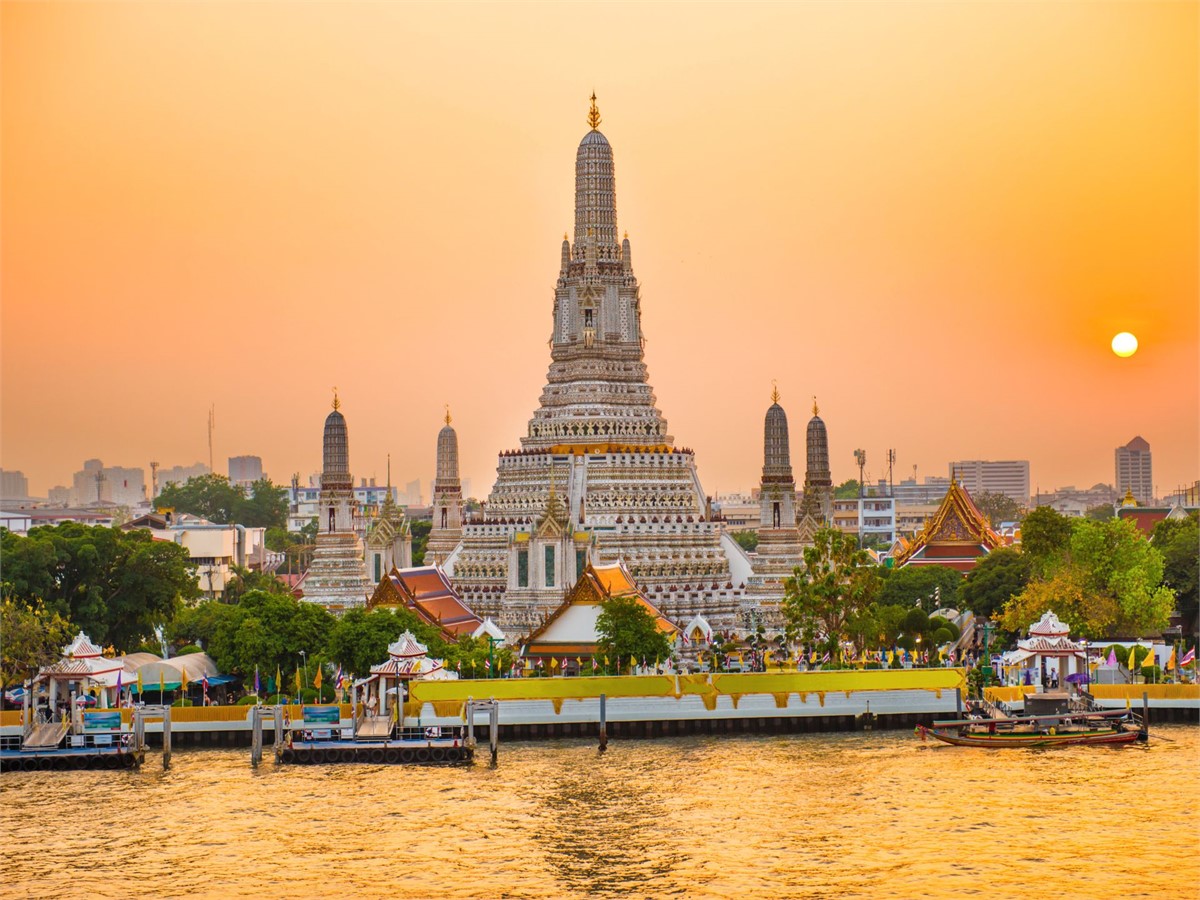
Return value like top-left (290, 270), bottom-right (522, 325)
top-left (1033, 483), bottom-right (1118, 517)
top-left (425, 410), bottom-right (464, 565)
top-left (284, 477), bottom-right (398, 533)
top-left (298, 394), bottom-right (372, 611)
top-left (831, 480), bottom-right (897, 548)
top-left (712, 493), bottom-right (761, 531)
top-left (63, 459), bottom-right (146, 508)
top-left (228, 455), bottom-right (264, 487)
top-left (891, 476), bottom-right (1004, 572)
top-left (0, 469), bottom-right (30, 502)
top-left (949, 460), bottom-right (1030, 505)
top-left (155, 462), bottom-right (210, 493)
top-left (1115, 436), bottom-right (1153, 505)
top-left (123, 512), bottom-right (269, 599)
top-left (892, 476), bottom-right (951, 506)
top-left (444, 98), bottom-right (750, 636)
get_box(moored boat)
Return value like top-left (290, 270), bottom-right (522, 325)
top-left (916, 709), bottom-right (1146, 749)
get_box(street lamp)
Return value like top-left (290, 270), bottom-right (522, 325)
top-left (300, 651), bottom-right (308, 697)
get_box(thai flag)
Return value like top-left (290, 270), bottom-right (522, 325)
top-left (202, 673), bottom-right (209, 704)
top-left (1182, 647), bottom-right (1196, 666)
top-left (333, 665), bottom-right (344, 690)
top-left (254, 666), bottom-right (260, 695)
top-left (681, 631), bottom-right (690, 645)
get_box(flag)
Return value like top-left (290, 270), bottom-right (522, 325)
top-left (334, 665), bottom-right (344, 691)
top-left (136, 669), bottom-right (143, 695)
top-left (180, 668), bottom-right (189, 695)
top-left (1165, 647), bottom-right (1176, 670)
top-left (1129, 646), bottom-right (1141, 669)
top-left (630, 656), bottom-right (638, 671)
top-left (275, 666), bottom-right (281, 695)
top-left (456, 659), bottom-right (462, 672)
top-left (159, 669), bottom-right (165, 697)
top-left (1182, 647), bottom-right (1196, 666)
top-left (604, 656), bottom-right (609, 667)
top-left (576, 657), bottom-right (582, 666)
top-left (201, 673), bottom-right (209, 701)
top-left (484, 658), bottom-right (491, 671)
top-left (681, 631), bottom-right (690, 645)
top-left (255, 666), bottom-right (261, 696)
top-left (1106, 649), bottom-right (1118, 667)
top-left (115, 670), bottom-right (122, 704)
top-left (294, 668), bottom-right (302, 692)
top-left (313, 667), bottom-right (323, 690)
top-left (592, 658), bottom-right (598, 671)
top-left (549, 657), bottom-right (559, 669)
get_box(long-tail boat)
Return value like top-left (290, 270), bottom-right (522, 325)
top-left (916, 709), bottom-right (1146, 749)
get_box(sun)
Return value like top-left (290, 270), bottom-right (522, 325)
top-left (1111, 332), bottom-right (1138, 358)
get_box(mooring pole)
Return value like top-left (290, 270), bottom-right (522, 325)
top-left (466, 698), bottom-right (476, 749)
top-left (598, 693), bottom-right (608, 751)
top-left (489, 700), bottom-right (498, 764)
top-left (955, 688), bottom-right (963, 719)
top-left (1142, 690), bottom-right (1149, 738)
top-left (251, 706), bottom-right (262, 767)
top-left (162, 706), bottom-right (172, 770)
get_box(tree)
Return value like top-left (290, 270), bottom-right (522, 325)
top-left (595, 595), bottom-right (672, 669)
top-left (1001, 517), bottom-right (1173, 638)
top-left (222, 565), bottom-right (293, 604)
top-left (782, 527), bottom-right (882, 652)
top-left (324, 607), bottom-right (446, 677)
top-left (973, 491), bottom-right (1023, 526)
top-left (960, 548), bottom-right (1032, 619)
top-left (878, 565), bottom-right (961, 611)
top-left (1, 523), bottom-right (199, 650)
top-left (410, 520), bottom-right (432, 565)
top-left (238, 478), bottom-right (289, 528)
top-left (730, 530), bottom-right (759, 553)
top-left (833, 479), bottom-right (861, 500)
top-left (1152, 513), bottom-right (1199, 633)
top-left (154, 474), bottom-right (288, 528)
top-left (1, 598), bottom-right (74, 687)
top-left (156, 474), bottom-right (244, 524)
top-left (1085, 504), bottom-right (1114, 522)
top-left (1020, 507), bottom-right (1073, 571)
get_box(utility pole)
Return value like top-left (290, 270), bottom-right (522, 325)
top-left (207, 405), bottom-right (215, 473)
top-left (853, 449), bottom-right (866, 549)
top-left (149, 461), bottom-right (160, 504)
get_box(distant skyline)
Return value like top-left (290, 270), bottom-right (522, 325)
top-left (3, 2), bottom-right (1196, 501)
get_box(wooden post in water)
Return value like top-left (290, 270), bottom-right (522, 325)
top-left (466, 697), bottom-right (476, 750)
top-left (489, 699), bottom-right (498, 764)
top-left (598, 693), bottom-right (608, 751)
top-left (162, 706), bottom-right (172, 769)
top-left (955, 688), bottom-right (962, 719)
top-left (1142, 691), bottom-right (1149, 739)
top-left (250, 706), bottom-right (262, 767)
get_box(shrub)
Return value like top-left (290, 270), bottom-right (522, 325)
top-left (171, 698), bottom-right (194, 707)
top-left (174, 645), bottom-right (203, 656)
top-left (896, 635), bottom-right (917, 651)
top-left (236, 695), bottom-right (259, 706)
top-left (932, 627), bottom-right (954, 646)
top-left (930, 617), bottom-right (960, 641)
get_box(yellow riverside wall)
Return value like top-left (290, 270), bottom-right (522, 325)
top-left (986, 684), bottom-right (1198, 704)
top-left (408, 668), bottom-right (965, 714)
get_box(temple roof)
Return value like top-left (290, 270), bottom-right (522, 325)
top-left (387, 632), bottom-right (429, 659)
top-left (522, 561), bottom-right (678, 656)
top-left (63, 631), bottom-right (104, 659)
top-left (892, 477), bottom-right (1003, 569)
top-left (367, 565), bottom-right (482, 637)
top-left (1028, 610), bottom-right (1070, 637)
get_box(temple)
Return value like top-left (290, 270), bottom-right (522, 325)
top-left (299, 392), bottom-right (373, 610)
top-left (364, 457), bottom-right (412, 585)
top-left (444, 96), bottom-right (750, 635)
top-left (520, 561), bottom-right (679, 673)
top-left (367, 565), bottom-right (483, 639)
top-left (743, 388), bottom-right (804, 627)
top-left (797, 397), bottom-right (832, 530)
top-left (891, 473), bottom-right (1004, 572)
top-left (425, 409), bottom-right (464, 565)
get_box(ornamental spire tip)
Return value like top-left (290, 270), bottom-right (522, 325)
top-left (332, 387), bottom-right (340, 411)
top-left (812, 395), bottom-right (819, 417)
top-left (444, 404), bottom-right (452, 426)
top-left (771, 380), bottom-right (780, 404)
top-left (588, 92), bottom-right (601, 131)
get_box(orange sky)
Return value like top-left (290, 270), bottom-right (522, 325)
top-left (3, 1), bottom-right (1197, 501)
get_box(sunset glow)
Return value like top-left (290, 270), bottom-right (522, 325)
top-left (2, 1), bottom-right (1196, 497)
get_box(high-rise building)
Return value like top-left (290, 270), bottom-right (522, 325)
top-left (300, 393), bottom-right (371, 610)
top-left (228, 455), bottom-right (264, 487)
top-left (445, 97), bottom-right (748, 635)
top-left (1115, 436), bottom-right (1153, 504)
top-left (0, 469), bottom-right (30, 501)
top-left (157, 463), bottom-right (210, 492)
top-left (425, 409), bottom-right (464, 565)
top-left (68, 459), bottom-right (146, 507)
top-left (949, 460), bottom-right (1030, 505)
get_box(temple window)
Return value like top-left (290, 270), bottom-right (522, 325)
top-left (545, 545), bottom-right (555, 587)
top-left (517, 549), bottom-right (528, 587)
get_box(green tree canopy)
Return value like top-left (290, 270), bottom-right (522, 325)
top-left (1152, 513), bottom-right (1198, 633)
top-left (324, 607), bottom-right (443, 677)
top-left (833, 479), bottom-right (861, 500)
top-left (782, 527), bottom-right (882, 650)
top-left (1, 598), bottom-right (75, 686)
top-left (410, 520), bottom-right (432, 565)
top-left (730, 530), bottom-right (759, 553)
top-left (155, 474), bottom-right (288, 529)
top-left (960, 547), bottom-right (1032, 619)
top-left (878, 565), bottom-right (961, 612)
top-left (1, 523), bottom-right (199, 650)
top-left (1020, 506), bottom-right (1073, 571)
top-left (973, 491), bottom-right (1024, 526)
top-left (595, 594), bottom-right (673, 669)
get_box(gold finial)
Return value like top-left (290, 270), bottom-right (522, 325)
top-left (812, 395), bottom-right (819, 417)
top-left (332, 387), bottom-right (340, 411)
top-left (771, 380), bottom-right (780, 404)
top-left (624, 230), bottom-right (629, 240)
top-left (563, 231), bottom-right (569, 241)
top-left (444, 404), bottom-right (452, 426)
top-left (588, 92), bottom-right (601, 130)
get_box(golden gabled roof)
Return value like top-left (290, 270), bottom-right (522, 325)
top-left (892, 478), bottom-right (1004, 567)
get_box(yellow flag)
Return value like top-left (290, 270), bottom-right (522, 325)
top-left (295, 668), bottom-right (302, 692)
top-left (888, 651), bottom-right (896, 666)
top-left (764, 650), bottom-right (771, 665)
top-left (630, 656), bottom-right (638, 670)
top-left (159, 670), bottom-right (165, 696)
top-left (275, 666), bottom-right (281, 695)
top-left (136, 670), bottom-right (143, 695)
top-left (1166, 647), bottom-right (1176, 670)
top-left (313, 667), bottom-right (323, 690)
top-left (1129, 646), bottom-right (1140, 669)
top-left (549, 657), bottom-right (559, 669)
top-left (180, 668), bottom-right (188, 694)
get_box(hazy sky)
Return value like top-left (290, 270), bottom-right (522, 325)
top-left (3, 1), bottom-right (1197, 500)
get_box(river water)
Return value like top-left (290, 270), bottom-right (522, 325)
top-left (2, 726), bottom-right (1197, 899)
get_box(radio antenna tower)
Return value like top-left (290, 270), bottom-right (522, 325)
top-left (207, 405), bottom-right (215, 473)
top-left (887, 449), bottom-right (896, 495)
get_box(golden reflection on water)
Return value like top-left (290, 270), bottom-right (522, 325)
top-left (2, 726), bottom-right (1197, 899)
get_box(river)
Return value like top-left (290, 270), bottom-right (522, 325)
top-left (2, 726), bottom-right (1197, 898)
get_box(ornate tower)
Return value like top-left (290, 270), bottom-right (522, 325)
top-left (366, 455), bottom-right (412, 585)
top-left (745, 387), bottom-right (803, 628)
top-left (759, 385), bottom-right (796, 529)
top-left (301, 392), bottom-right (371, 610)
top-left (446, 97), bottom-right (746, 635)
top-left (799, 398), bottom-right (833, 526)
top-left (425, 408), bottom-right (464, 565)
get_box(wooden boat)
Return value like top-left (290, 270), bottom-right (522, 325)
top-left (916, 709), bottom-right (1146, 749)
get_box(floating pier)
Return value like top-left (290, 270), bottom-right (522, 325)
top-left (0, 700), bottom-right (177, 772)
